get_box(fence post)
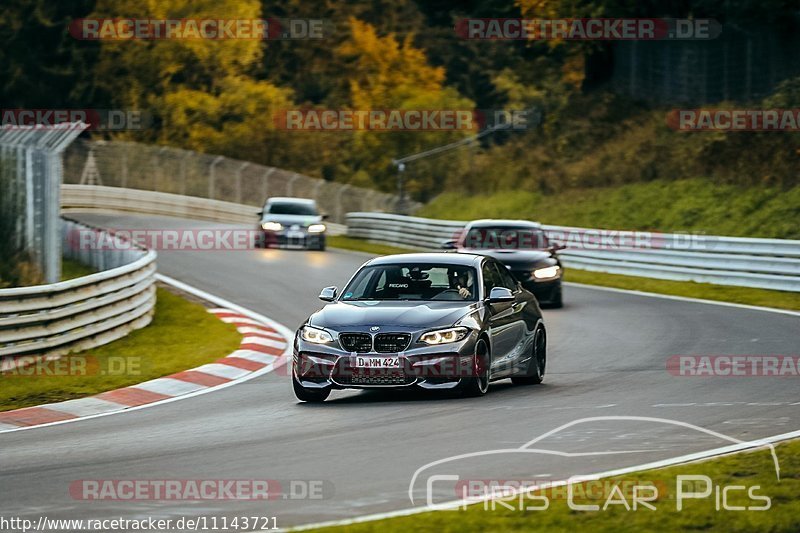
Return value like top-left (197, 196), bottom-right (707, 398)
top-left (287, 173), bottom-right (301, 197)
top-left (180, 150), bottom-right (189, 196)
top-left (208, 156), bottom-right (224, 200)
top-left (336, 184), bottom-right (350, 223)
top-left (0, 124), bottom-right (87, 283)
top-left (261, 167), bottom-right (275, 201)
top-left (236, 162), bottom-right (248, 204)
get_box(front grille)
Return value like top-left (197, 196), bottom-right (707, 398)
top-left (339, 333), bottom-right (372, 353)
top-left (374, 333), bottom-right (411, 353)
top-left (332, 358), bottom-right (414, 386)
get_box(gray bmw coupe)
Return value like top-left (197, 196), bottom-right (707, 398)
top-left (292, 253), bottom-right (546, 402)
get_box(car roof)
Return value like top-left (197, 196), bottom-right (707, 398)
top-left (266, 197), bottom-right (316, 204)
top-left (466, 219), bottom-right (542, 228)
top-left (366, 252), bottom-right (485, 267)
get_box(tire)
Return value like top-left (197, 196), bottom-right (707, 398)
top-left (460, 339), bottom-right (491, 397)
top-left (293, 376), bottom-right (331, 402)
top-left (511, 326), bottom-right (546, 385)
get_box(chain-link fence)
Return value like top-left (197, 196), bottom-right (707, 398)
top-left (612, 25), bottom-right (800, 104)
top-left (63, 140), bottom-right (416, 224)
top-left (0, 125), bottom-right (87, 284)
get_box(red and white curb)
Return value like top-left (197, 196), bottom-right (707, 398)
top-left (0, 275), bottom-right (294, 434)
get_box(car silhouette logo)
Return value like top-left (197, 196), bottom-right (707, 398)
top-left (370, 326), bottom-right (380, 332)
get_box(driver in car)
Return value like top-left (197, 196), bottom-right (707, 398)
top-left (449, 269), bottom-right (475, 299)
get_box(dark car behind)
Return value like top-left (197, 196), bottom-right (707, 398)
top-left (444, 219), bottom-right (565, 307)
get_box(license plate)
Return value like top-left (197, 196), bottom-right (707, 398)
top-left (287, 231), bottom-right (304, 240)
top-left (353, 356), bottom-right (400, 368)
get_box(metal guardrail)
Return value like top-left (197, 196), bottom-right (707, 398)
top-left (0, 218), bottom-right (157, 369)
top-left (346, 212), bottom-right (800, 293)
top-left (60, 184), bottom-right (347, 235)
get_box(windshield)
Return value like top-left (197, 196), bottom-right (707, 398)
top-left (266, 202), bottom-right (318, 216)
top-left (341, 264), bottom-right (478, 301)
top-left (463, 227), bottom-right (549, 250)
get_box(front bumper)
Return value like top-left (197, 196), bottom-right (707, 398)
top-left (522, 279), bottom-right (561, 305)
top-left (293, 332), bottom-right (479, 390)
top-left (260, 229), bottom-right (325, 249)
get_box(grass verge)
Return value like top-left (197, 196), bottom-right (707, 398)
top-left (0, 287), bottom-right (242, 411)
top-left (418, 179), bottom-right (800, 240)
top-left (328, 235), bottom-right (415, 256)
top-left (311, 439), bottom-right (800, 532)
top-left (61, 258), bottom-right (96, 280)
top-left (565, 269), bottom-right (800, 312)
top-left (329, 237), bottom-right (800, 311)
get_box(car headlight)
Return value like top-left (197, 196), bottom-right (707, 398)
top-left (419, 327), bottom-right (469, 345)
top-left (300, 326), bottom-right (333, 344)
top-left (262, 221), bottom-right (283, 231)
top-left (533, 265), bottom-right (561, 280)
top-left (308, 223), bottom-right (326, 233)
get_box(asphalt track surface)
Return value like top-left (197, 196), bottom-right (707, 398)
top-left (1, 213), bottom-right (798, 530)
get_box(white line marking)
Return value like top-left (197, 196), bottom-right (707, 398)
top-left (41, 397), bottom-right (125, 417)
top-left (229, 350), bottom-right (279, 364)
top-left (134, 377), bottom-right (206, 396)
top-left (190, 363), bottom-right (250, 380)
top-left (0, 274), bottom-right (293, 435)
top-left (237, 326), bottom-right (286, 339)
top-left (219, 316), bottom-right (267, 327)
top-left (242, 336), bottom-right (287, 349)
top-left (286, 428), bottom-right (800, 532)
top-left (564, 281), bottom-right (800, 317)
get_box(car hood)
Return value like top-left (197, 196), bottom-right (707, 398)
top-left (260, 214), bottom-right (322, 227)
top-left (309, 301), bottom-right (477, 330)
top-left (460, 248), bottom-right (555, 269)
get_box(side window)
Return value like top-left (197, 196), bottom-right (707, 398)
top-left (482, 262), bottom-right (500, 296)
top-left (494, 262), bottom-right (518, 291)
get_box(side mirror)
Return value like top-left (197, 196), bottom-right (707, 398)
top-left (488, 287), bottom-right (514, 303)
top-left (321, 213), bottom-right (329, 220)
top-left (319, 286), bottom-right (338, 302)
top-left (550, 243), bottom-right (566, 253)
top-left (257, 209), bottom-right (264, 217)
top-left (441, 240), bottom-right (458, 250)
